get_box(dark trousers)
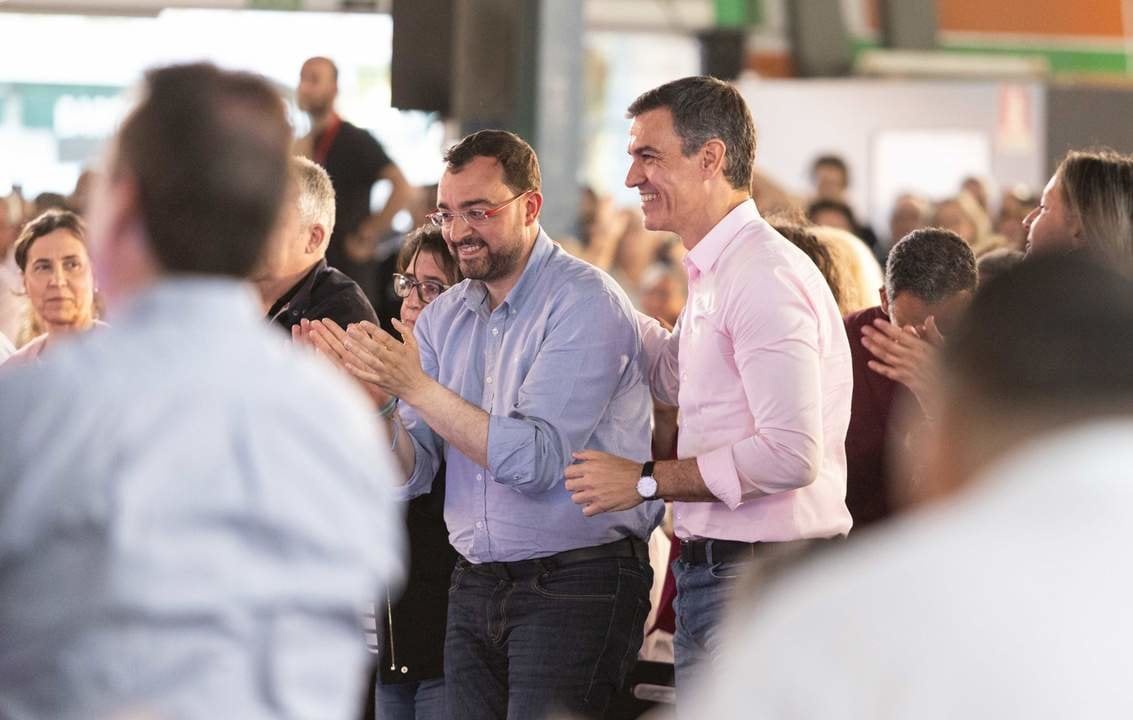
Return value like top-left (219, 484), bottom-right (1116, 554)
top-left (444, 556), bottom-right (652, 720)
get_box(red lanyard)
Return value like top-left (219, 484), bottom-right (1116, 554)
top-left (313, 114), bottom-right (342, 166)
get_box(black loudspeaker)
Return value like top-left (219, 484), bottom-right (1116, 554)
top-left (391, 0), bottom-right (454, 114)
top-left (879, 0), bottom-right (938, 50)
top-left (698, 28), bottom-right (747, 81)
top-left (450, 0), bottom-right (526, 124)
top-left (786, 0), bottom-right (853, 77)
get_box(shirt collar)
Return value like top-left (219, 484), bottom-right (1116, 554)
top-left (459, 228), bottom-right (554, 316)
top-left (683, 198), bottom-right (761, 279)
top-left (114, 276), bottom-right (262, 326)
top-left (266, 259), bottom-right (326, 321)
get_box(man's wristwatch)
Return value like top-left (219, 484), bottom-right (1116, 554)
top-left (636, 461), bottom-right (658, 500)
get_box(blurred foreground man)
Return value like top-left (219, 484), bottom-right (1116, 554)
top-left (695, 254), bottom-right (1133, 718)
top-left (0, 64), bottom-right (403, 720)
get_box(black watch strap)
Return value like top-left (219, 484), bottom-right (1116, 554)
top-left (641, 460), bottom-right (655, 478)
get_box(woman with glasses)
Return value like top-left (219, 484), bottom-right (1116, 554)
top-left (366, 225), bottom-right (461, 720)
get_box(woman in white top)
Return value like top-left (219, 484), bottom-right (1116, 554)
top-left (2, 209), bottom-right (101, 368)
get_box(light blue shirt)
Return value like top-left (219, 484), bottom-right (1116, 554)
top-left (0, 279), bottom-right (404, 720)
top-left (403, 230), bottom-right (662, 563)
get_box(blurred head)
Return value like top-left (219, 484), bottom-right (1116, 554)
top-left (436, 130), bottom-right (542, 285)
top-left (639, 265), bottom-right (687, 327)
top-left (253, 157), bottom-right (336, 288)
top-left (960, 175), bottom-right (989, 210)
top-left (889, 193), bottom-right (932, 247)
top-left (807, 198), bottom-right (857, 234)
top-left (0, 200), bottom-right (17, 259)
top-left (926, 254), bottom-right (1133, 499)
top-left (625, 76), bottom-right (755, 240)
top-left (87, 63), bottom-right (292, 307)
top-left (297, 56), bottom-right (338, 117)
top-left (1024, 150), bottom-right (1133, 274)
top-left (976, 247), bottom-right (1025, 285)
top-left (14, 209), bottom-right (95, 333)
top-left (995, 186), bottom-right (1037, 251)
top-left (810, 225), bottom-right (885, 315)
top-left (882, 227), bottom-right (977, 335)
top-left (931, 197), bottom-right (980, 248)
top-left (774, 221), bottom-right (845, 313)
top-left (811, 154), bottom-right (849, 201)
top-left (395, 225), bottom-right (461, 327)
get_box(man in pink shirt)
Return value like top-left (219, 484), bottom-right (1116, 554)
top-left (565, 76), bottom-right (853, 703)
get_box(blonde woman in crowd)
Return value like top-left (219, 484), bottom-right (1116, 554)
top-left (1025, 148), bottom-right (1133, 276)
top-left (810, 224), bottom-right (885, 315)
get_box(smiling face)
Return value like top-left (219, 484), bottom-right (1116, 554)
top-left (1023, 172), bottom-right (1081, 256)
top-left (436, 155), bottom-right (535, 285)
top-left (22, 228), bottom-right (95, 332)
top-left (625, 107), bottom-right (707, 241)
top-left (399, 249), bottom-right (449, 328)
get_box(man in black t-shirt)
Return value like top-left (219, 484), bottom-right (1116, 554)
top-left (295, 56), bottom-right (413, 305)
top-left (253, 156), bottom-right (378, 333)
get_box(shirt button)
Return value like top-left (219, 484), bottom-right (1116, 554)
top-left (486, 376), bottom-right (493, 384)
top-left (476, 521), bottom-right (484, 529)
top-left (492, 327), bottom-right (500, 336)
top-left (400, 666), bottom-right (408, 674)
top-left (476, 474), bottom-right (483, 481)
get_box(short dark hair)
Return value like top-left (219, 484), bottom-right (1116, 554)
top-left (626, 75), bottom-right (756, 191)
top-left (397, 225), bottom-right (461, 285)
top-left (885, 227), bottom-right (977, 303)
top-left (773, 222), bottom-right (843, 311)
top-left (807, 198), bottom-right (858, 228)
top-left (304, 56), bottom-right (339, 82)
top-left (944, 253), bottom-right (1133, 416)
top-left (114, 63), bottom-right (291, 277)
top-left (443, 130), bottom-right (541, 194)
top-left (14, 209), bottom-right (87, 272)
top-left (811, 154), bottom-right (849, 184)
top-left (976, 247), bottom-right (1024, 285)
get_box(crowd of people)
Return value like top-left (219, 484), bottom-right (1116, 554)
top-left (2, 55), bottom-right (1133, 720)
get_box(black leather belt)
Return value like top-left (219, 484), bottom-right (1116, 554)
top-left (464, 537), bottom-right (649, 581)
top-left (680, 538), bottom-right (760, 565)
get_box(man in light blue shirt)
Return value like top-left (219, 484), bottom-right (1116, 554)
top-left (0, 63), bottom-right (403, 720)
top-left (337, 130), bottom-right (660, 719)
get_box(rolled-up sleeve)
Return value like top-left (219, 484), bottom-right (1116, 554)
top-left (401, 319), bottom-right (444, 500)
top-left (699, 268), bottom-right (823, 508)
top-left (487, 291), bottom-right (639, 494)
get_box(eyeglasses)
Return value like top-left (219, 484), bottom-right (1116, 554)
top-left (393, 273), bottom-right (449, 304)
top-left (426, 191), bottom-right (530, 227)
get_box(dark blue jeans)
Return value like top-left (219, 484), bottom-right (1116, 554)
top-left (374, 677), bottom-right (446, 720)
top-left (671, 557), bottom-right (747, 716)
top-left (444, 556), bottom-right (652, 720)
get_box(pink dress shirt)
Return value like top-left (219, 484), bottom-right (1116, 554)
top-left (642, 200), bottom-right (853, 542)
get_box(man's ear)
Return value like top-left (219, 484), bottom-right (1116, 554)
top-left (700, 139), bottom-right (728, 180)
top-left (99, 172), bottom-right (143, 258)
top-left (879, 286), bottom-right (890, 314)
top-left (523, 191), bottom-right (544, 226)
top-left (307, 224), bottom-right (326, 254)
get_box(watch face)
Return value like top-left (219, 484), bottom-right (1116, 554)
top-left (637, 476), bottom-right (658, 499)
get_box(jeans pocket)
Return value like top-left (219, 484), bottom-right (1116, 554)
top-left (707, 560), bottom-right (743, 581)
top-left (448, 563), bottom-right (467, 594)
top-left (531, 563), bottom-right (619, 602)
